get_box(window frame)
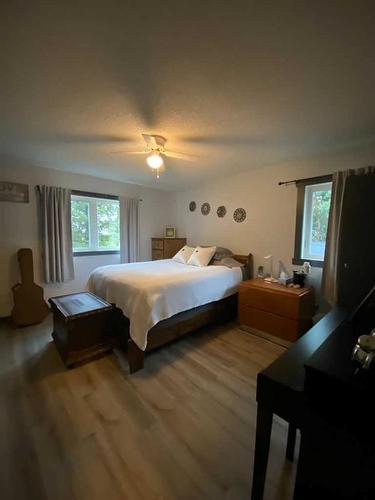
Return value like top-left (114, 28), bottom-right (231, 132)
top-left (71, 190), bottom-right (120, 257)
top-left (292, 175), bottom-right (332, 268)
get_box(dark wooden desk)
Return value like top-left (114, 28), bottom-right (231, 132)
top-left (293, 315), bottom-right (375, 499)
top-left (251, 307), bottom-right (348, 500)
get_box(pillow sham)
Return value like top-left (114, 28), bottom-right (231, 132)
top-left (213, 246), bottom-right (233, 260)
top-left (187, 246), bottom-right (217, 267)
top-left (172, 245), bottom-right (195, 264)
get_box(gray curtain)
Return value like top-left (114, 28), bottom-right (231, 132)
top-left (36, 185), bottom-right (74, 283)
top-left (120, 197), bottom-right (140, 263)
top-left (322, 166), bottom-right (375, 305)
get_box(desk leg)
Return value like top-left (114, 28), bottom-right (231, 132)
top-left (293, 430), bottom-right (308, 500)
top-left (286, 424), bottom-right (297, 462)
top-left (251, 405), bottom-right (273, 500)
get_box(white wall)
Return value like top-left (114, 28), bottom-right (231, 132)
top-left (2, 144), bottom-right (374, 317)
top-left (0, 158), bottom-right (175, 316)
top-left (172, 145), bottom-right (375, 309)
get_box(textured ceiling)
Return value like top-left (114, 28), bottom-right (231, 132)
top-left (1, 0), bottom-right (375, 190)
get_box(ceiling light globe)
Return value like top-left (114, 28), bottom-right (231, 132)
top-left (147, 153), bottom-right (163, 169)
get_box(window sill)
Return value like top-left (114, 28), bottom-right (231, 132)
top-left (73, 250), bottom-right (120, 257)
top-left (292, 257), bottom-right (324, 269)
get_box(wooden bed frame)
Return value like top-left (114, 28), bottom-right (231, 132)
top-left (114, 253), bottom-right (253, 373)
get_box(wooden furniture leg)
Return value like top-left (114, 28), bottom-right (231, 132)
top-left (251, 405), bottom-right (273, 500)
top-left (127, 340), bottom-right (144, 373)
top-left (293, 429), bottom-right (309, 500)
top-left (286, 424), bottom-right (297, 462)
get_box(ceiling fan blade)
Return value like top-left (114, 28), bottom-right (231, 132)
top-left (142, 133), bottom-right (158, 149)
top-left (142, 133), bottom-right (167, 149)
top-left (110, 150), bottom-right (147, 155)
top-left (163, 150), bottom-right (198, 161)
top-left (181, 135), bottom-right (265, 146)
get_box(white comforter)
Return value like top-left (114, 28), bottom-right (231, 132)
top-left (87, 259), bottom-right (242, 350)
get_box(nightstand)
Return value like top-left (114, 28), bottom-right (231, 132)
top-left (238, 278), bottom-right (315, 344)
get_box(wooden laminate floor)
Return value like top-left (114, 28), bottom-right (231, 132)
top-left (0, 315), bottom-right (297, 500)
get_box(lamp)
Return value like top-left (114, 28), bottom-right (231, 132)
top-left (263, 254), bottom-right (278, 282)
top-left (147, 152), bottom-right (163, 169)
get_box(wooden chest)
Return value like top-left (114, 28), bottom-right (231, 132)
top-left (49, 292), bottom-right (118, 368)
top-left (238, 278), bottom-right (315, 343)
top-left (151, 237), bottom-right (187, 260)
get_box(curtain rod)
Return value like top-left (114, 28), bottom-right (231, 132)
top-left (36, 186), bottom-right (142, 201)
top-left (278, 174), bottom-right (332, 186)
top-left (72, 189), bottom-right (143, 201)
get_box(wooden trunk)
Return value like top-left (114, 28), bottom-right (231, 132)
top-left (49, 292), bottom-right (118, 368)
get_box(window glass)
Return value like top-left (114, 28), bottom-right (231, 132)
top-left (97, 199), bottom-right (120, 250)
top-left (301, 182), bottom-right (332, 261)
top-left (71, 199), bottom-right (90, 250)
top-left (71, 195), bottom-right (120, 253)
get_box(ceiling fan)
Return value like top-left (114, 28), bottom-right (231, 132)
top-left (111, 134), bottom-right (198, 178)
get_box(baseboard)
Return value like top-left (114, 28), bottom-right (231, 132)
top-left (238, 324), bottom-right (291, 348)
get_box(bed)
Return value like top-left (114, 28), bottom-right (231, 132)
top-left (87, 253), bottom-right (253, 372)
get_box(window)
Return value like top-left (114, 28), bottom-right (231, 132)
top-left (71, 193), bottom-right (120, 255)
top-left (293, 176), bottom-right (332, 267)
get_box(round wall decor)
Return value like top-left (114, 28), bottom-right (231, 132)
top-left (201, 202), bottom-right (211, 215)
top-left (233, 208), bottom-right (246, 223)
top-left (189, 201), bottom-right (196, 212)
top-left (217, 205), bottom-right (227, 218)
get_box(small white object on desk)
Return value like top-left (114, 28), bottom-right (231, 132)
top-left (263, 254), bottom-right (279, 282)
top-left (302, 261), bottom-right (311, 275)
top-left (263, 254), bottom-right (278, 282)
top-left (264, 276), bottom-right (279, 283)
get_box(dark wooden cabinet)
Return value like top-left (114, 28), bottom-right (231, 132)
top-left (151, 238), bottom-right (186, 260)
top-left (337, 172), bottom-right (375, 309)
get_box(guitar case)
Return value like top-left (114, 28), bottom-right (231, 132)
top-left (11, 248), bottom-right (49, 326)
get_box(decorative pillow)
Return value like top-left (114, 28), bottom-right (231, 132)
top-left (187, 246), bottom-right (217, 267)
top-left (213, 247), bottom-right (233, 261)
top-left (201, 246), bottom-right (233, 264)
top-left (172, 245), bottom-right (195, 264)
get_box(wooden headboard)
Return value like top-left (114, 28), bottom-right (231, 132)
top-left (233, 253), bottom-right (253, 279)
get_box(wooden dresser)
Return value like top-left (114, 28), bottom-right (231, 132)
top-left (151, 238), bottom-right (187, 260)
top-left (238, 278), bottom-right (315, 344)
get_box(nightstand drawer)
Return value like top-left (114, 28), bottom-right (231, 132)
top-left (152, 239), bottom-right (164, 250)
top-left (152, 250), bottom-right (164, 260)
top-left (239, 286), bottom-right (300, 320)
top-left (239, 304), bottom-right (300, 342)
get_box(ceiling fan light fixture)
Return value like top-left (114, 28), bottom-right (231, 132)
top-left (146, 152), bottom-right (163, 169)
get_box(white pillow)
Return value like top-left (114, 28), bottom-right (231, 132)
top-left (172, 245), bottom-right (195, 264)
top-left (187, 246), bottom-right (217, 267)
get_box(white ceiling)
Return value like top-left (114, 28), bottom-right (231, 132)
top-left (1, 0), bottom-right (375, 190)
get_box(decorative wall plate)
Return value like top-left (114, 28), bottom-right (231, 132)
top-left (217, 205), bottom-right (226, 218)
top-left (189, 201), bottom-right (196, 212)
top-left (201, 202), bottom-right (211, 215)
top-left (233, 208), bottom-right (246, 223)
